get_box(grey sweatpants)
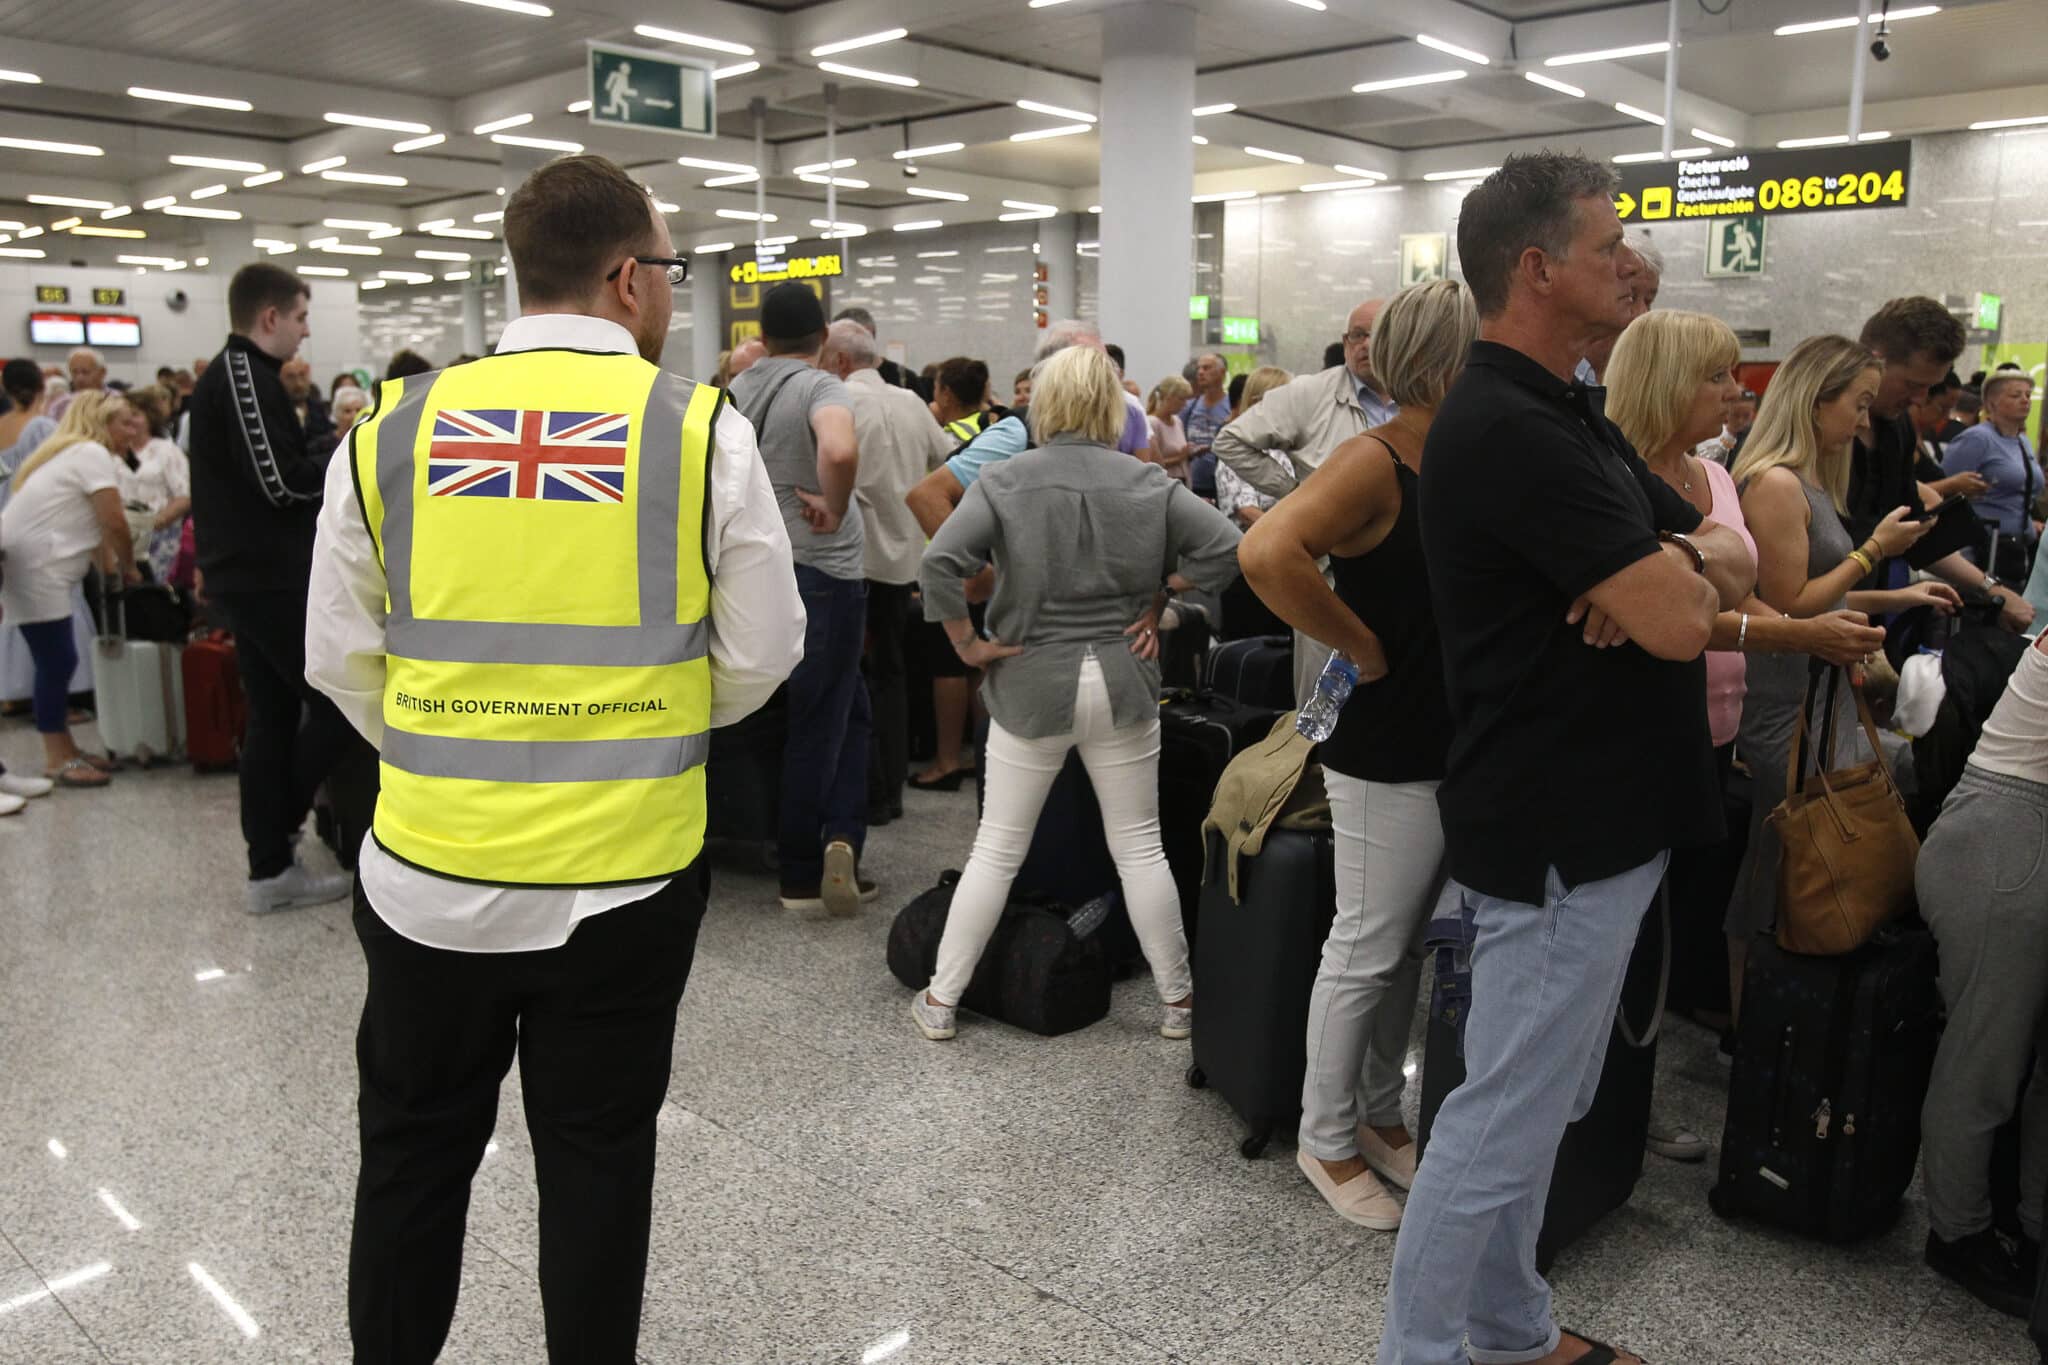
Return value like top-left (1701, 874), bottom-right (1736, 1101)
top-left (1918, 765), bottom-right (2048, 1242)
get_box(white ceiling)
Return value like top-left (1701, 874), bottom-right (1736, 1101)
top-left (0, 0), bottom-right (2042, 276)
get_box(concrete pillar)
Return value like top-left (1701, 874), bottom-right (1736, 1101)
top-left (460, 274), bottom-right (487, 355)
top-left (1097, 0), bottom-right (1196, 390)
top-left (690, 254), bottom-right (721, 381)
top-left (1039, 213), bottom-right (1079, 326)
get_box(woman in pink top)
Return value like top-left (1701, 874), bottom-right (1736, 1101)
top-left (1145, 376), bottom-right (1192, 484)
top-left (1603, 311), bottom-right (1887, 1153)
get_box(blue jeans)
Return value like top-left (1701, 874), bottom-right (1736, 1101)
top-left (1377, 852), bottom-right (1668, 1365)
top-left (18, 617), bottom-right (78, 736)
top-left (779, 565), bottom-right (870, 886)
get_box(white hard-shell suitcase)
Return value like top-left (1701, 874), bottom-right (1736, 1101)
top-left (94, 577), bottom-right (183, 763)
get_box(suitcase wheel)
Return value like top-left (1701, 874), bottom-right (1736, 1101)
top-left (1239, 1127), bottom-right (1271, 1160)
top-left (1185, 1065), bottom-right (1207, 1090)
top-left (1707, 1183), bottom-right (1733, 1219)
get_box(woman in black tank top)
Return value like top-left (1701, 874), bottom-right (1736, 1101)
top-left (1237, 280), bottom-right (1475, 1233)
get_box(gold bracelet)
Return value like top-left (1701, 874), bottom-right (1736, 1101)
top-left (1846, 549), bottom-right (1875, 576)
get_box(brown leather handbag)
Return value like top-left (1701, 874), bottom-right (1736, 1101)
top-left (1768, 665), bottom-right (1920, 955)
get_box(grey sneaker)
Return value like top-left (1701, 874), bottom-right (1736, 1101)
top-left (1160, 1002), bottom-right (1193, 1040)
top-left (1647, 1118), bottom-right (1710, 1162)
top-left (911, 992), bottom-right (957, 1041)
top-left (247, 860), bottom-right (351, 915)
top-left (821, 840), bottom-right (862, 918)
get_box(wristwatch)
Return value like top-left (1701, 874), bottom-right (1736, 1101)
top-left (1659, 530), bottom-right (1706, 574)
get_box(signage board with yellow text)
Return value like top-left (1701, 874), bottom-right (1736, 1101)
top-left (1614, 141), bottom-right (1911, 223)
top-left (728, 254), bottom-right (845, 286)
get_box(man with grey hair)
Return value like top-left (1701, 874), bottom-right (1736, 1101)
top-left (49, 346), bottom-right (106, 419)
top-left (1384, 151), bottom-right (1754, 1365)
top-left (821, 317), bottom-right (954, 821)
top-left (832, 305), bottom-right (914, 391)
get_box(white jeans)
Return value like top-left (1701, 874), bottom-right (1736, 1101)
top-left (1299, 770), bottom-right (1445, 1158)
top-left (929, 654), bottom-right (1192, 1009)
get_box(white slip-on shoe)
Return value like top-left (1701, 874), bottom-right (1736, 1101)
top-left (0, 791), bottom-right (25, 817)
top-left (247, 860), bottom-right (352, 915)
top-left (1647, 1119), bottom-right (1710, 1162)
top-left (821, 840), bottom-right (861, 918)
top-left (911, 992), bottom-right (958, 1041)
top-left (0, 772), bottom-right (54, 799)
top-left (1357, 1125), bottom-right (1420, 1191)
top-left (1160, 1002), bottom-right (1193, 1040)
top-left (1297, 1149), bottom-right (1403, 1231)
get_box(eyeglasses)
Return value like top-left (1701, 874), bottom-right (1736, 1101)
top-left (1343, 329), bottom-right (1372, 345)
top-left (607, 256), bottom-right (689, 286)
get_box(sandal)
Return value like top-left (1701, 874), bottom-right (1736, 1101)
top-left (908, 766), bottom-right (973, 792)
top-left (45, 757), bottom-right (110, 789)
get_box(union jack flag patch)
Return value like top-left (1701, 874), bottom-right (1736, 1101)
top-left (427, 409), bottom-right (631, 503)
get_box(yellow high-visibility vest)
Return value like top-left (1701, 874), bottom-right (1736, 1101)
top-left (348, 349), bottom-right (720, 886)
top-left (945, 416), bottom-right (981, 445)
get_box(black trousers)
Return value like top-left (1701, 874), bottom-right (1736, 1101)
top-left (865, 580), bottom-right (912, 810)
top-left (348, 870), bottom-right (708, 1365)
top-left (213, 588), bottom-right (368, 879)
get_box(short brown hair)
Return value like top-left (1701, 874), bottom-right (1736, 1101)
top-left (1859, 296), bottom-right (1966, 368)
top-left (1456, 152), bottom-right (1618, 318)
top-left (505, 154), bottom-right (655, 306)
top-left (228, 262), bottom-right (308, 333)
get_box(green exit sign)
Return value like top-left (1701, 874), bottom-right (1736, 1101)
top-left (1190, 295), bottom-right (1211, 320)
top-left (1220, 316), bottom-right (1259, 345)
top-left (587, 41), bottom-right (716, 139)
top-left (1977, 293), bottom-right (2003, 330)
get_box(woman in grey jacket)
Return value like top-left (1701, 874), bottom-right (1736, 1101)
top-left (911, 344), bottom-right (1243, 1042)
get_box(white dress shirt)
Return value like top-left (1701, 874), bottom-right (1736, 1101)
top-left (306, 313), bottom-right (805, 952)
top-left (846, 366), bottom-right (953, 585)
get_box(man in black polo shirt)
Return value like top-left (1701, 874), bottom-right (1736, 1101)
top-left (1848, 297), bottom-right (2032, 633)
top-left (1379, 153), bottom-right (1753, 1365)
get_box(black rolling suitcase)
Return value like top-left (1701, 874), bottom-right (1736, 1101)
top-left (1186, 827), bottom-right (1337, 1158)
top-left (1158, 692), bottom-right (1285, 952)
top-left (1709, 926), bottom-right (1942, 1240)
top-left (707, 687), bottom-right (785, 843)
top-left (1204, 634), bottom-right (1295, 711)
top-left (1418, 888), bottom-right (1665, 1272)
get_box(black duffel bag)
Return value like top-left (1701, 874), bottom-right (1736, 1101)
top-left (886, 871), bottom-right (1112, 1037)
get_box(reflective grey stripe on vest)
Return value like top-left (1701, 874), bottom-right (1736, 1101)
top-left (382, 728), bottom-right (711, 783)
top-left (374, 365), bottom-right (708, 667)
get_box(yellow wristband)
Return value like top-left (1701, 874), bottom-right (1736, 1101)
top-left (1846, 549), bottom-right (1875, 576)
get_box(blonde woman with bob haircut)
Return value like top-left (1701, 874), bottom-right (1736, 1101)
top-left (911, 344), bottom-right (1243, 1043)
top-left (1721, 335), bottom-right (1958, 1013)
top-left (0, 390), bottom-right (136, 787)
top-left (1237, 278), bottom-right (1477, 1231)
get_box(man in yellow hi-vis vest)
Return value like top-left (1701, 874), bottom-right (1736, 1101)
top-left (306, 153), bottom-right (804, 1361)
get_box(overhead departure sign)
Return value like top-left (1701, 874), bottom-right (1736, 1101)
top-left (728, 254), bottom-right (844, 285)
top-left (1614, 141), bottom-right (1912, 223)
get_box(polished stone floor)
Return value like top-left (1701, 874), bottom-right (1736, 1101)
top-left (0, 717), bottom-right (2034, 1364)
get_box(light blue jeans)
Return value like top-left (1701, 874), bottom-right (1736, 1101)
top-left (1376, 852), bottom-right (1668, 1365)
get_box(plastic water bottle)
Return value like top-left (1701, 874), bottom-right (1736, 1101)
top-left (1296, 653), bottom-right (1359, 742)
top-left (1067, 891), bottom-right (1121, 938)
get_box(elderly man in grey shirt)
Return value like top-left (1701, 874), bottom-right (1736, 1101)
top-left (727, 283), bottom-right (872, 916)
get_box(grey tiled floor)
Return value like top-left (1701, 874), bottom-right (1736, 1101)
top-left (0, 717), bottom-right (2034, 1363)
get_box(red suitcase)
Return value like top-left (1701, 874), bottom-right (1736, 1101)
top-left (182, 631), bottom-right (246, 771)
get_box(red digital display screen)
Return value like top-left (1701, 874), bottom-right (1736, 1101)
top-left (29, 312), bottom-right (86, 346)
top-left (86, 314), bottom-right (143, 348)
